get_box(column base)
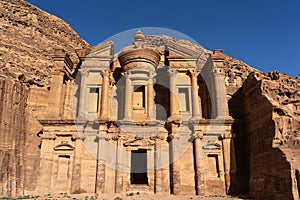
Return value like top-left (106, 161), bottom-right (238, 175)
top-left (167, 115), bottom-right (181, 124)
top-left (215, 115), bottom-right (234, 121)
top-left (120, 118), bottom-right (133, 123)
top-left (190, 116), bottom-right (203, 122)
top-left (98, 115), bottom-right (109, 122)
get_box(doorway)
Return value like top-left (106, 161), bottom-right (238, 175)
top-left (131, 149), bottom-right (148, 184)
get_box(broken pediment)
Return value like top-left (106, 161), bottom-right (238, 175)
top-left (123, 137), bottom-right (155, 147)
top-left (87, 40), bottom-right (114, 58)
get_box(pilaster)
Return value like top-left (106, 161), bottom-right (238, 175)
top-left (123, 72), bottom-right (132, 121)
top-left (153, 136), bottom-right (163, 194)
top-left (70, 135), bottom-right (81, 193)
top-left (211, 49), bottom-right (228, 119)
top-left (168, 124), bottom-right (181, 195)
top-left (189, 69), bottom-right (202, 119)
top-left (48, 71), bottom-right (65, 118)
top-left (194, 131), bottom-right (205, 196)
top-left (115, 136), bottom-right (125, 193)
top-left (95, 128), bottom-right (108, 194)
top-left (78, 70), bottom-right (89, 117)
top-left (64, 79), bottom-right (74, 118)
top-left (147, 72), bottom-right (156, 121)
top-left (168, 68), bottom-right (180, 122)
top-left (100, 69), bottom-right (110, 120)
top-left (220, 131), bottom-right (236, 194)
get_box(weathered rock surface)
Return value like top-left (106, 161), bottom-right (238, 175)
top-left (0, 0), bottom-right (90, 86)
top-left (0, 0), bottom-right (90, 196)
top-left (229, 72), bottom-right (300, 200)
top-left (0, 77), bottom-right (28, 197)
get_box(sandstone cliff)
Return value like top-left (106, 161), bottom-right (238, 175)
top-left (0, 0), bottom-right (90, 86)
top-left (0, 0), bottom-right (90, 196)
top-left (228, 71), bottom-right (300, 199)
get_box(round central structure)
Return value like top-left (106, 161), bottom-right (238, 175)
top-left (118, 48), bottom-right (160, 72)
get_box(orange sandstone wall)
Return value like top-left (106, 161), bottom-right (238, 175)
top-left (241, 73), bottom-right (295, 200)
top-left (0, 77), bottom-right (28, 197)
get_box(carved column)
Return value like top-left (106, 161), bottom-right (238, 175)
top-left (189, 69), bottom-right (202, 119)
top-left (168, 69), bottom-right (179, 119)
top-left (169, 127), bottom-right (181, 195)
top-left (211, 50), bottom-right (227, 119)
top-left (115, 136), bottom-right (124, 193)
top-left (48, 71), bottom-right (65, 117)
top-left (78, 70), bottom-right (88, 117)
top-left (100, 69), bottom-right (110, 120)
top-left (221, 131), bottom-right (236, 193)
top-left (194, 131), bottom-right (205, 195)
top-left (95, 130), bottom-right (107, 194)
top-left (123, 72), bottom-right (132, 120)
top-left (123, 149), bottom-right (130, 192)
top-left (70, 135), bottom-right (81, 193)
top-left (154, 136), bottom-right (163, 194)
top-left (64, 79), bottom-right (73, 118)
top-left (147, 72), bottom-right (155, 120)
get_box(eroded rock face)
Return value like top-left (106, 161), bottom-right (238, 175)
top-left (0, 0), bottom-right (90, 86)
top-left (0, 77), bottom-right (28, 197)
top-left (231, 72), bottom-right (300, 200)
top-left (0, 0), bottom-right (90, 196)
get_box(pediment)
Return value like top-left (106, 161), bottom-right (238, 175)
top-left (54, 142), bottom-right (75, 151)
top-left (123, 138), bottom-right (155, 147)
top-left (81, 41), bottom-right (114, 70)
top-left (87, 40), bottom-right (114, 58)
top-left (167, 43), bottom-right (199, 58)
top-left (202, 142), bottom-right (222, 150)
top-left (166, 42), bottom-right (210, 70)
top-left (166, 40), bottom-right (209, 59)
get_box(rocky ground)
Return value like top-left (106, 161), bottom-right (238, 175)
top-left (0, 193), bottom-right (252, 200)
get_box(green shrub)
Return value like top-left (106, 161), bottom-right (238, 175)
top-left (72, 188), bottom-right (87, 194)
top-left (114, 197), bottom-right (122, 200)
top-left (16, 195), bottom-right (30, 199)
top-left (128, 192), bottom-right (134, 196)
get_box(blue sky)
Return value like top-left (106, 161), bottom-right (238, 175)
top-left (26, 0), bottom-right (300, 77)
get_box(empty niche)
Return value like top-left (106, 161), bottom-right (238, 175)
top-left (207, 155), bottom-right (220, 178)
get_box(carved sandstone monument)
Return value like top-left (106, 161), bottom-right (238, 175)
top-left (0, 1), bottom-right (300, 200)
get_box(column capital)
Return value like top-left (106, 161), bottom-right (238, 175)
top-left (168, 68), bottom-right (177, 77)
top-left (124, 70), bottom-right (132, 78)
top-left (150, 135), bottom-right (163, 141)
top-left (219, 132), bottom-right (235, 140)
top-left (188, 69), bottom-right (199, 78)
top-left (148, 72), bottom-right (156, 84)
top-left (80, 69), bottom-right (89, 77)
top-left (167, 133), bottom-right (180, 142)
top-left (51, 70), bottom-right (65, 77)
top-left (102, 69), bottom-right (110, 77)
top-left (112, 135), bottom-right (120, 141)
top-left (194, 131), bottom-right (204, 140)
top-left (149, 71), bottom-right (156, 78)
top-left (150, 132), bottom-right (167, 141)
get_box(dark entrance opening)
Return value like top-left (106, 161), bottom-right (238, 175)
top-left (296, 170), bottom-right (300, 196)
top-left (131, 149), bottom-right (148, 184)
